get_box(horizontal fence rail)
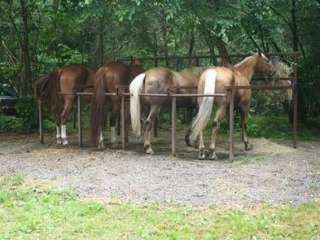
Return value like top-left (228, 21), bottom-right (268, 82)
top-left (118, 52), bottom-right (299, 62)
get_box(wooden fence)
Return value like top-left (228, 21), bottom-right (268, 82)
top-left (38, 52), bottom-right (299, 160)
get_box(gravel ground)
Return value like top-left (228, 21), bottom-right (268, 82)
top-left (0, 131), bottom-right (319, 207)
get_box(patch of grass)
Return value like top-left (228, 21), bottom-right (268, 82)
top-left (233, 155), bottom-right (269, 165)
top-left (246, 115), bottom-right (319, 141)
top-left (203, 114), bottom-right (319, 141)
top-left (0, 176), bottom-right (319, 239)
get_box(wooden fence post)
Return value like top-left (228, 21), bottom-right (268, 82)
top-left (292, 61), bottom-right (298, 148)
top-left (229, 88), bottom-right (235, 160)
top-left (171, 95), bottom-right (177, 156)
top-left (121, 95), bottom-right (126, 149)
top-left (125, 98), bottom-right (129, 144)
top-left (38, 100), bottom-right (44, 144)
top-left (77, 94), bottom-right (83, 147)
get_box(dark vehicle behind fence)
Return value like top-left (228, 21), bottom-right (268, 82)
top-left (0, 84), bottom-right (17, 115)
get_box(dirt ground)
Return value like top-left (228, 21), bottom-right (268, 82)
top-left (0, 130), bottom-right (319, 207)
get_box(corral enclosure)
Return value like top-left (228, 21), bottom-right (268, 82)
top-left (1, 1), bottom-right (320, 238)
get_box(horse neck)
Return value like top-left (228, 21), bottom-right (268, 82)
top-left (234, 57), bottom-right (257, 83)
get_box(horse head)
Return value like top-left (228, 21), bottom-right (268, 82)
top-left (254, 52), bottom-right (275, 77)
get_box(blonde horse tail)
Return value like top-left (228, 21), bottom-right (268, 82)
top-left (190, 69), bottom-right (217, 143)
top-left (130, 73), bottom-right (145, 136)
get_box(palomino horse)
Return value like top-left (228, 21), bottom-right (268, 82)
top-left (35, 65), bottom-right (93, 145)
top-left (91, 61), bottom-right (144, 148)
top-left (186, 53), bottom-right (275, 160)
top-left (129, 66), bottom-right (207, 154)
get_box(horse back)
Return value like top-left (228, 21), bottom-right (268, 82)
top-left (144, 67), bottom-right (175, 93)
top-left (59, 65), bottom-right (90, 94)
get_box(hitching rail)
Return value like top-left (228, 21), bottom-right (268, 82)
top-left (38, 52), bottom-right (299, 160)
top-left (38, 82), bottom-right (297, 160)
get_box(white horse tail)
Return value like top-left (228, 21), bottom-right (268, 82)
top-left (130, 73), bottom-right (146, 136)
top-left (190, 69), bottom-right (217, 142)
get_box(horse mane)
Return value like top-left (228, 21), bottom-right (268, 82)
top-left (234, 55), bottom-right (256, 68)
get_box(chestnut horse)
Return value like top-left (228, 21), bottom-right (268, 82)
top-left (186, 53), bottom-right (275, 160)
top-left (91, 61), bottom-right (144, 148)
top-left (129, 66), bottom-right (207, 154)
top-left (35, 65), bottom-right (93, 145)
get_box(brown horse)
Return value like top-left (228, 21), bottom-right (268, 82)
top-left (35, 65), bottom-right (93, 145)
top-left (91, 61), bottom-right (144, 148)
top-left (186, 53), bottom-right (275, 160)
top-left (129, 66), bottom-right (207, 154)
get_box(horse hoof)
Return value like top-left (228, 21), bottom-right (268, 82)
top-left (245, 143), bottom-right (253, 151)
top-left (209, 150), bottom-right (217, 160)
top-left (62, 138), bottom-right (68, 145)
top-left (198, 149), bottom-right (205, 160)
top-left (145, 146), bottom-right (154, 154)
top-left (57, 138), bottom-right (62, 145)
top-left (98, 142), bottom-right (105, 150)
top-left (146, 148), bottom-right (154, 155)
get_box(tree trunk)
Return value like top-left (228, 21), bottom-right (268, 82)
top-left (291, 0), bottom-right (298, 52)
top-left (20, 0), bottom-right (32, 96)
top-left (160, 10), bottom-right (169, 67)
top-left (216, 37), bottom-right (230, 66)
top-left (94, 17), bottom-right (105, 66)
top-left (153, 32), bottom-right (158, 66)
top-left (98, 17), bottom-right (105, 65)
top-left (188, 27), bottom-right (195, 66)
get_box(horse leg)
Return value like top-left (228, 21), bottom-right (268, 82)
top-left (208, 106), bottom-right (226, 160)
top-left (117, 112), bottom-right (121, 136)
top-left (143, 105), bottom-right (159, 154)
top-left (60, 98), bottom-right (73, 145)
top-left (240, 106), bottom-right (252, 151)
top-left (110, 112), bottom-right (118, 144)
top-left (56, 125), bottom-right (62, 144)
top-left (198, 131), bottom-right (205, 160)
top-left (98, 130), bottom-right (104, 149)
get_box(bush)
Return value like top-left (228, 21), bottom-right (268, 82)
top-left (0, 114), bottom-right (23, 132)
top-left (15, 97), bottom-right (38, 131)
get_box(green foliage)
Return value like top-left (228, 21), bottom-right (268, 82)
top-left (0, 0), bottom-right (320, 122)
top-left (15, 97), bottom-right (38, 131)
top-left (0, 115), bottom-right (23, 133)
top-left (247, 115), bottom-right (290, 139)
top-left (0, 176), bottom-right (319, 239)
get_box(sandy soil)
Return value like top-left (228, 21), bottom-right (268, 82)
top-left (0, 130), bottom-right (319, 207)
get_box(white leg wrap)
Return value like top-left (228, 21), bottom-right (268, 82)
top-left (56, 125), bottom-right (62, 144)
top-left (110, 127), bottom-right (117, 143)
top-left (61, 124), bottom-right (68, 145)
top-left (98, 131), bottom-right (104, 149)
